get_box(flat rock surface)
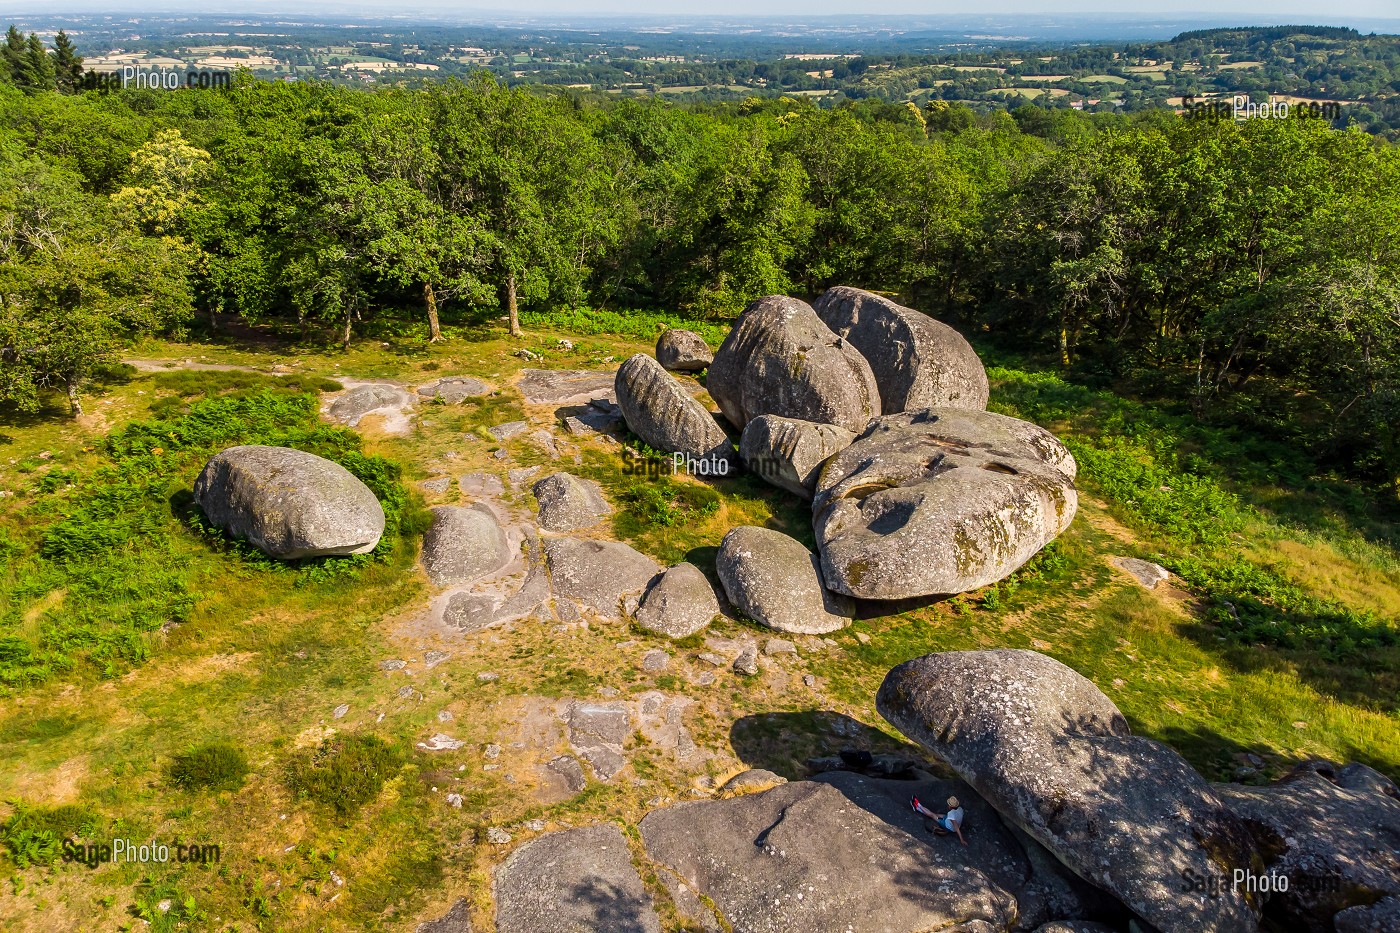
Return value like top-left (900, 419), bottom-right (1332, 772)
top-left (877, 649), bottom-right (1260, 933)
top-left (193, 445), bottom-right (385, 559)
top-left (639, 779), bottom-right (1017, 933)
top-left (417, 898), bottom-right (474, 932)
top-left (716, 526), bottom-right (852, 635)
top-left (518, 369), bottom-right (618, 406)
top-left (1112, 557), bottom-right (1170, 589)
top-left (494, 823), bottom-right (661, 933)
top-left (814, 286), bottom-right (989, 412)
top-left (417, 376), bottom-right (490, 402)
top-left (814, 408), bottom-right (1078, 598)
top-left (326, 382), bottom-right (415, 434)
top-left (545, 538), bottom-right (661, 618)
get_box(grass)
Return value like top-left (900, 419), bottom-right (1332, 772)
top-left (167, 741), bottom-right (250, 793)
top-left (0, 316), bottom-right (1396, 930)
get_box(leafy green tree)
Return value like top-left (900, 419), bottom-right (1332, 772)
top-left (22, 34), bottom-right (55, 92)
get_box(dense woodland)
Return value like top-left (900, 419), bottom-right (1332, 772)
top-left (0, 67), bottom-right (1397, 496)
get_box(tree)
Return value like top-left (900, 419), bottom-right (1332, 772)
top-left (1, 26), bottom-right (24, 85)
top-left (22, 33), bottom-right (55, 92)
top-left (51, 30), bottom-right (83, 93)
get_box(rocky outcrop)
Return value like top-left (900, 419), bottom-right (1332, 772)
top-left (531, 472), bottom-right (611, 532)
top-left (419, 505), bottom-right (511, 586)
top-left (327, 383), bottom-right (413, 427)
top-left (814, 408), bottom-right (1077, 598)
top-left (814, 286), bottom-right (989, 412)
top-left (417, 376), bottom-right (490, 402)
top-left (545, 538), bottom-right (661, 618)
top-left (615, 355), bottom-right (737, 472)
top-left (739, 415), bottom-right (855, 500)
top-left (707, 295), bottom-right (880, 434)
top-left (716, 526), bottom-right (853, 634)
top-left (494, 823), bottom-right (661, 933)
top-left (876, 649), bottom-right (1261, 933)
top-left (635, 562), bottom-right (721, 638)
top-left (1214, 760), bottom-right (1400, 932)
top-left (656, 329), bottom-right (713, 372)
top-left (517, 369), bottom-right (618, 407)
top-left (194, 445), bottom-right (385, 559)
top-left (639, 778), bottom-right (1018, 933)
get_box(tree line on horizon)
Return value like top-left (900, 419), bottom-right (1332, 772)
top-left (0, 73), bottom-right (1396, 494)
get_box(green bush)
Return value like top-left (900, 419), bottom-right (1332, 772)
top-left (613, 476), bottom-right (721, 533)
top-left (284, 734), bottom-right (405, 816)
top-left (1, 802), bottom-right (96, 868)
top-left (168, 741), bottom-right (249, 792)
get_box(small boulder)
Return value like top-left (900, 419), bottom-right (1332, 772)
top-left (716, 526), bottom-right (853, 635)
top-left (193, 445), bottom-right (385, 559)
top-left (615, 355), bottom-right (736, 472)
top-left (739, 414), bottom-right (854, 500)
top-left (717, 769), bottom-right (786, 797)
top-left (877, 649), bottom-right (1260, 933)
top-left (531, 472), bottom-right (611, 532)
top-left (814, 408), bottom-right (1078, 598)
top-left (635, 563), bottom-right (721, 638)
top-left (417, 376), bottom-right (489, 403)
top-left (328, 383), bottom-right (412, 427)
top-left (707, 295), bottom-right (880, 434)
top-left (545, 538), bottom-right (661, 618)
top-left (731, 645), bottom-right (759, 676)
top-left (420, 505), bottom-right (511, 586)
top-left (655, 329), bottom-right (713, 372)
top-left (1113, 557), bottom-right (1170, 589)
top-left (813, 286), bottom-right (989, 412)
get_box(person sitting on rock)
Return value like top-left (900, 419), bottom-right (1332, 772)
top-left (911, 795), bottom-right (966, 845)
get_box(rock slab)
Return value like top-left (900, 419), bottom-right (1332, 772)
top-left (814, 408), bottom-right (1078, 598)
top-left (545, 538), bottom-right (660, 618)
top-left (716, 526), bottom-right (853, 635)
top-left (739, 414), bottom-right (854, 500)
top-left (708, 295), bottom-right (881, 434)
top-left (615, 354), bottom-right (736, 470)
top-left (814, 286), bottom-right (989, 412)
top-left (194, 445), bottom-right (385, 559)
top-left (494, 823), bottom-right (661, 933)
top-left (876, 649), bottom-right (1260, 933)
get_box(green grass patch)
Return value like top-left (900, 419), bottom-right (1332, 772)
top-left (167, 741), bottom-right (249, 792)
top-left (520, 307), bottom-right (728, 345)
top-left (1, 802), bottom-right (98, 869)
top-left (284, 733), bottom-right (407, 818)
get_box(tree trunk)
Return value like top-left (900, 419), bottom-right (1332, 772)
top-left (1059, 325), bottom-right (1071, 367)
top-left (506, 273), bottom-right (521, 337)
top-left (208, 304), bottom-right (218, 336)
top-left (424, 282), bottom-right (443, 343)
top-left (342, 308), bottom-right (353, 350)
top-left (66, 380), bottom-right (82, 416)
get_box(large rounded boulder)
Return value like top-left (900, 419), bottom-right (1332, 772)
top-left (715, 526), bottom-right (853, 634)
top-left (420, 504), bottom-right (511, 586)
top-left (655, 329), bottom-right (713, 372)
top-left (531, 472), bottom-right (611, 532)
top-left (813, 408), bottom-right (1077, 598)
top-left (193, 445), bottom-right (385, 560)
top-left (739, 414), bottom-right (855, 500)
top-left (615, 355), bottom-right (737, 472)
top-left (877, 649), bottom-right (1262, 933)
top-left (814, 286), bottom-right (989, 412)
top-left (707, 295), bottom-right (880, 434)
top-left (635, 562), bottom-right (722, 638)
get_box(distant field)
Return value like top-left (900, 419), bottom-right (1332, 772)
top-left (1082, 74), bottom-right (1129, 84)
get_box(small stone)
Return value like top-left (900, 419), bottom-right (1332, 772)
top-left (507, 466), bottom-right (541, 486)
top-left (478, 671), bottom-right (500, 683)
top-left (485, 744), bottom-right (502, 760)
top-left (1292, 721), bottom-right (1308, 729)
top-left (378, 659), bottom-right (407, 671)
top-left (1114, 556), bottom-right (1171, 590)
top-left (488, 421), bottom-right (529, 441)
top-left (854, 632), bottom-right (871, 644)
top-left (597, 686), bottom-right (620, 697)
top-left (525, 819), bottom-right (546, 831)
top-left (697, 652), bottom-right (726, 667)
top-left (332, 704), bottom-right (350, 719)
top-left (695, 671), bottom-right (716, 686)
top-left (437, 710), bottom-right (455, 723)
top-left (487, 827), bottom-right (512, 845)
top-left (732, 646), bottom-right (760, 676)
top-left (641, 649), bottom-right (670, 673)
top-left (446, 793), bottom-right (463, 808)
top-left (157, 899), bottom-right (172, 913)
top-left (418, 733), bottom-right (466, 751)
top-left (763, 638), bottom-right (797, 657)
top-left (419, 476), bottom-right (452, 494)
top-left (424, 650), bottom-right (450, 669)
top-left (803, 674), bottom-right (816, 688)
top-left (397, 686), bottom-right (417, 699)
top-left (460, 472), bottom-right (505, 497)
top-left (492, 448), bottom-right (510, 461)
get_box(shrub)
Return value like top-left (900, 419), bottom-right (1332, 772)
top-left (168, 741), bottom-right (249, 792)
top-left (284, 734), bottom-right (405, 816)
top-left (1, 802), bottom-right (96, 868)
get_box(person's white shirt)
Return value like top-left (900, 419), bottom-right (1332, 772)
top-left (945, 806), bottom-right (964, 829)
